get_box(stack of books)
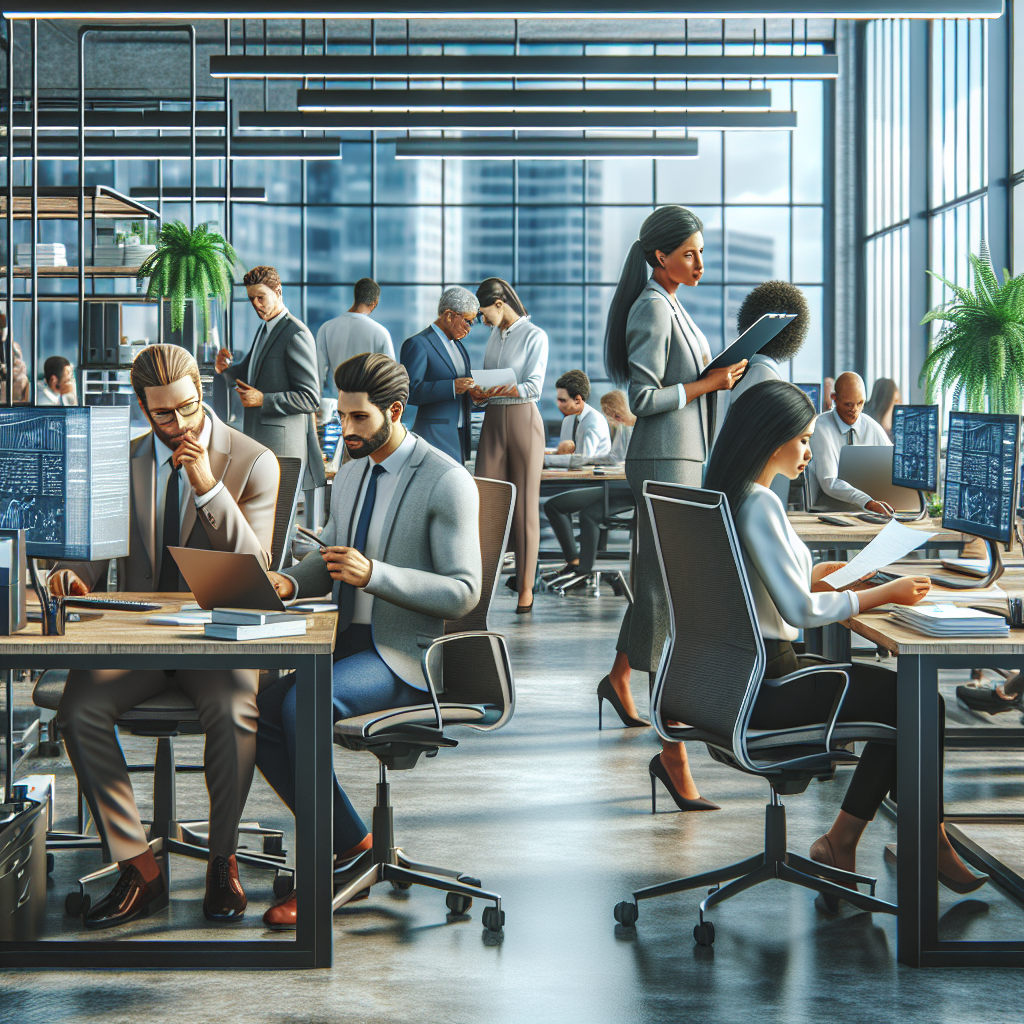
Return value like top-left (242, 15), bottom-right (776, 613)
top-left (889, 604), bottom-right (1009, 638)
top-left (91, 243), bottom-right (125, 266)
top-left (15, 243), bottom-right (67, 267)
top-left (204, 608), bottom-right (307, 641)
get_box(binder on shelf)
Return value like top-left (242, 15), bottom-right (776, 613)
top-left (83, 301), bottom-right (122, 366)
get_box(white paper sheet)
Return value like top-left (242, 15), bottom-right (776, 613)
top-left (820, 519), bottom-right (937, 590)
top-left (472, 368), bottom-right (516, 389)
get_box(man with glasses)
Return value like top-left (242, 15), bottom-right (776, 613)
top-left (399, 286), bottom-right (478, 463)
top-left (49, 344), bottom-right (280, 931)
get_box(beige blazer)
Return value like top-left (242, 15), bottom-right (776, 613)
top-left (55, 407), bottom-right (280, 592)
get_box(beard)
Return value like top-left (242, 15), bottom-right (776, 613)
top-left (344, 417), bottom-right (392, 459)
top-left (152, 408), bottom-right (205, 450)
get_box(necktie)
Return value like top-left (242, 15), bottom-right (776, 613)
top-left (158, 463), bottom-right (181, 592)
top-left (572, 416), bottom-right (580, 445)
top-left (336, 463), bottom-right (387, 632)
top-left (846, 427), bottom-right (854, 445)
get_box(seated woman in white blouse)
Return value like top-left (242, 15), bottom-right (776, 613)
top-left (704, 379), bottom-right (986, 896)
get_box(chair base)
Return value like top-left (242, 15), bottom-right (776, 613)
top-left (613, 793), bottom-right (897, 945)
top-left (551, 569), bottom-right (628, 598)
top-left (331, 765), bottom-right (505, 934)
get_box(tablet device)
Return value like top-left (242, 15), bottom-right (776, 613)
top-left (700, 313), bottom-right (797, 378)
top-left (168, 547), bottom-right (287, 611)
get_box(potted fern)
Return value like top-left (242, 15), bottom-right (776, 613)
top-left (137, 221), bottom-right (239, 334)
top-left (919, 243), bottom-right (1024, 414)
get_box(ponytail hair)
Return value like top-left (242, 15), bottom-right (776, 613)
top-left (476, 277), bottom-right (528, 318)
top-left (603, 205), bottom-right (704, 384)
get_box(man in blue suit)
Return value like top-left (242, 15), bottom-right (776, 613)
top-left (399, 286), bottom-right (478, 463)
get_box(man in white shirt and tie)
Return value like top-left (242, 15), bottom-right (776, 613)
top-left (551, 369), bottom-right (611, 458)
top-left (315, 277), bottom-right (394, 403)
top-left (807, 371), bottom-right (894, 514)
top-left (38, 355), bottom-right (77, 406)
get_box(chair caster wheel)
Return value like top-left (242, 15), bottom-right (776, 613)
top-left (482, 906), bottom-right (504, 932)
top-left (457, 875), bottom-right (481, 888)
top-left (613, 901), bottom-right (638, 926)
top-left (263, 834), bottom-right (284, 856)
top-left (446, 892), bottom-right (473, 915)
top-left (390, 880), bottom-right (413, 891)
top-left (65, 891), bottom-right (88, 918)
top-left (693, 921), bottom-right (715, 947)
top-left (273, 870), bottom-right (294, 899)
top-left (47, 853), bottom-right (55, 875)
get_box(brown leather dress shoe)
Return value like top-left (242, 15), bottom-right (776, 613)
top-left (263, 890), bottom-right (297, 931)
top-left (84, 864), bottom-right (168, 930)
top-left (204, 854), bottom-right (247, 922)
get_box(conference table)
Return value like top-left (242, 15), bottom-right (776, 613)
top-left (0, 597), bottom-right (337, 970)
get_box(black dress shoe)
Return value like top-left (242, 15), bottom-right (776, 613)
top-left (84, 864), bottom-right (168, 930)
top-left (955, 684), bottom-right (1022, 714)
top-left (204, 854), bottom-right (247, 922)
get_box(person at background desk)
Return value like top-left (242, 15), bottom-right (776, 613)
top-left (863, 376), bottom-right (902, 440)
top-left (400, 286), bottom-right (477, 464)
top-left (50, 345), bottom-right (280, 930)
top-left (256, 352), bottom-right (481, 929)
top-left (595, 205), bottom-right (747, 805)
top-left (38, 354), bottom-right (77, 406)
top-left (705, 378), bottom-right (985, 895)
top-left (807, 370), bottom-right (893, 515)
top-left (215, 264), bottom-right (326, 516)
top-left (821, 376), bottom-right (835, 412)
top-left (472, 277), bottom-right (549, 615)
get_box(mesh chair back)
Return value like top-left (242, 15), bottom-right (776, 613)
top-left (439, 477), bottom-right (514, 713)
top-left (270, 457), bottom-right (303, 571)
top-left (645, 482), bottom-right (764, 757)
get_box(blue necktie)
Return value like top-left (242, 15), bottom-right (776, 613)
top-left (336, 462), bottom-right (386, 631)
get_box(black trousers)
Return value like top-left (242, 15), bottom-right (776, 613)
top-left (751, 641), bottom-right (945, 822)
top-left (543, 484), bottom-right (634, 574)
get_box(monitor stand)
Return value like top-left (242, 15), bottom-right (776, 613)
top-left (939, 538), bottom-right (1005, 589)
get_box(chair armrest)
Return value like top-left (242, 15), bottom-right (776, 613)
top-left (419, 630), bottom-right (514, 730)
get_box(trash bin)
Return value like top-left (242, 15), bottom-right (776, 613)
top-left (0, 799), bottom-right (47, 941)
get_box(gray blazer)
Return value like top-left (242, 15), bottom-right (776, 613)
top-left (284, 434), bottom-right (482, 687)
top-left (223, 311), bottom-right (326, 489)
top-left (625, 282), bottom-right (716, 463)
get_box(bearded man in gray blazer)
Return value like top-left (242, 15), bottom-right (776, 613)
top-left (215, 264), bottom-right (326, 498)
top-left (255, 351), bottom-right (482, 929)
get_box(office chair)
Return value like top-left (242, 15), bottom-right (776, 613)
top-left (549, 505), bottom-right (634, 599)
top-left (612, 482), bottom-right (897, 947)
top-left (328, 477), bottom-right (516, 934)
top-left (35, 458), bottom-right (304, 915)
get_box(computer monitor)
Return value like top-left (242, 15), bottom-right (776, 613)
top-left (891, 404), bottom-right (939, 492)
top-left (794, 382), bottom-right (821, 413)
top-left (0, 407), bottom-right (131, 560)
top-left (942, 411), bottom-right (1020, 547)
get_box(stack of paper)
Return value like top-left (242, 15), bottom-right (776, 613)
top-left (15, 243), bottom-right (67, 267)
top-left (205, 608), bottom-right (307, 641)
top-left (889, 604), bottom-right (1009, 638)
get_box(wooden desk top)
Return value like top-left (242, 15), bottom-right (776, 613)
top-left (787, 513), bottom-right (962, 546)
top-left (540, 468), bottom-right (627, 482)
top-left (2, 594), bottom-right (337, 657)
top-left (846, 568), bottom-right (1024, 656)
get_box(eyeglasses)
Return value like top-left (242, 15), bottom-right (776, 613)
top-left (150, 400), bottom-right (201, 425)
top-left (445, 310), bottom-right (477, 329)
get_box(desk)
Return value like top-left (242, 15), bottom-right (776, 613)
top-left (787, 513), bottom-right (962, 554)
top-left (844, 571), bottom-right (1024, 967)
top-left (0, 596), bottom-right (336, 970)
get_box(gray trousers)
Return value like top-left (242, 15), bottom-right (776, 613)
top-left (543, 484), bottom-right (635, 574)
top-left (616, 457), bottom-right (703, 672)
top-left (57, 668), bottom-right (259, 864)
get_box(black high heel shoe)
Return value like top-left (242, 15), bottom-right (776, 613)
top-left (596, 675), bottom-right (650, 729)
top-left (515, 602), bottom-right (534, 615)
top-left (648, 754), bottom-right (720, 813)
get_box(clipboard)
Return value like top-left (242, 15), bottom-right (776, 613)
top-left (699, 313), bottom-right (797, 378)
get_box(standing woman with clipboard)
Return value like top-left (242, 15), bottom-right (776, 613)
top-left (596, 206), bottom-right (747, 811)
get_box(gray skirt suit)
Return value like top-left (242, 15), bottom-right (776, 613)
top-left (616, 281), bottom-right (716, 672)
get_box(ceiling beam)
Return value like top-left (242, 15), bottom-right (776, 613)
top-left (394, 136), bottom-right (699, 158)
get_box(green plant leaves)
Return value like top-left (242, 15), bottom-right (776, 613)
top-left (918, 249), bottom-right (1024, 416)
top-left (137, 220), bottom-right (240, 334)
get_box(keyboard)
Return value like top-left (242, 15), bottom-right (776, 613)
top-left (816, 515), bottom-right (854, 527)
top-left (854, 513), bottom-right (923, 524)
top-left (64, 597), bottom-right (162, 612)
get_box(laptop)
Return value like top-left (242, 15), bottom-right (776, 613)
top-left (168, 547), bottom-right (287, 611)
top-left (828, 446), bottom-right (925, 517)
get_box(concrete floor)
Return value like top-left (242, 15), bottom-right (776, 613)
top-left (3, 581), bottom-right (1024, 1023)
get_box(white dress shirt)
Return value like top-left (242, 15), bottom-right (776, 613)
top-left (429, 322), bottom-right (468, 428)
top-left (37, 384), bottom-right (77, 407)
top-left (481, 315), bottom-right (548, 405)
top-left (348, 431), bottom-right (418, 632)
top-left (249, 306), bottom-right (289, 374)
top-left (153, 413), bottom-right (223, 579)
top-left (808, 407), bottom-right (892, 509)
top-left (558, 402), bottom-right (612, 458)
top-left (316, 312), bottom-right (394, 397)
top-left (610, 422), bottom-right (633, 461)
top-left (735, 483), bottom-right (859, 642)
top-left (646, 279), bottom-right (712, 412)
top-left (713, 352), bottom-right (782, 445)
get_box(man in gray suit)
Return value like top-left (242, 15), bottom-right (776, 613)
top-left (215, 264), bottom-right (326, 513)
top-left (255, 352), bottom-right (482, 929)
